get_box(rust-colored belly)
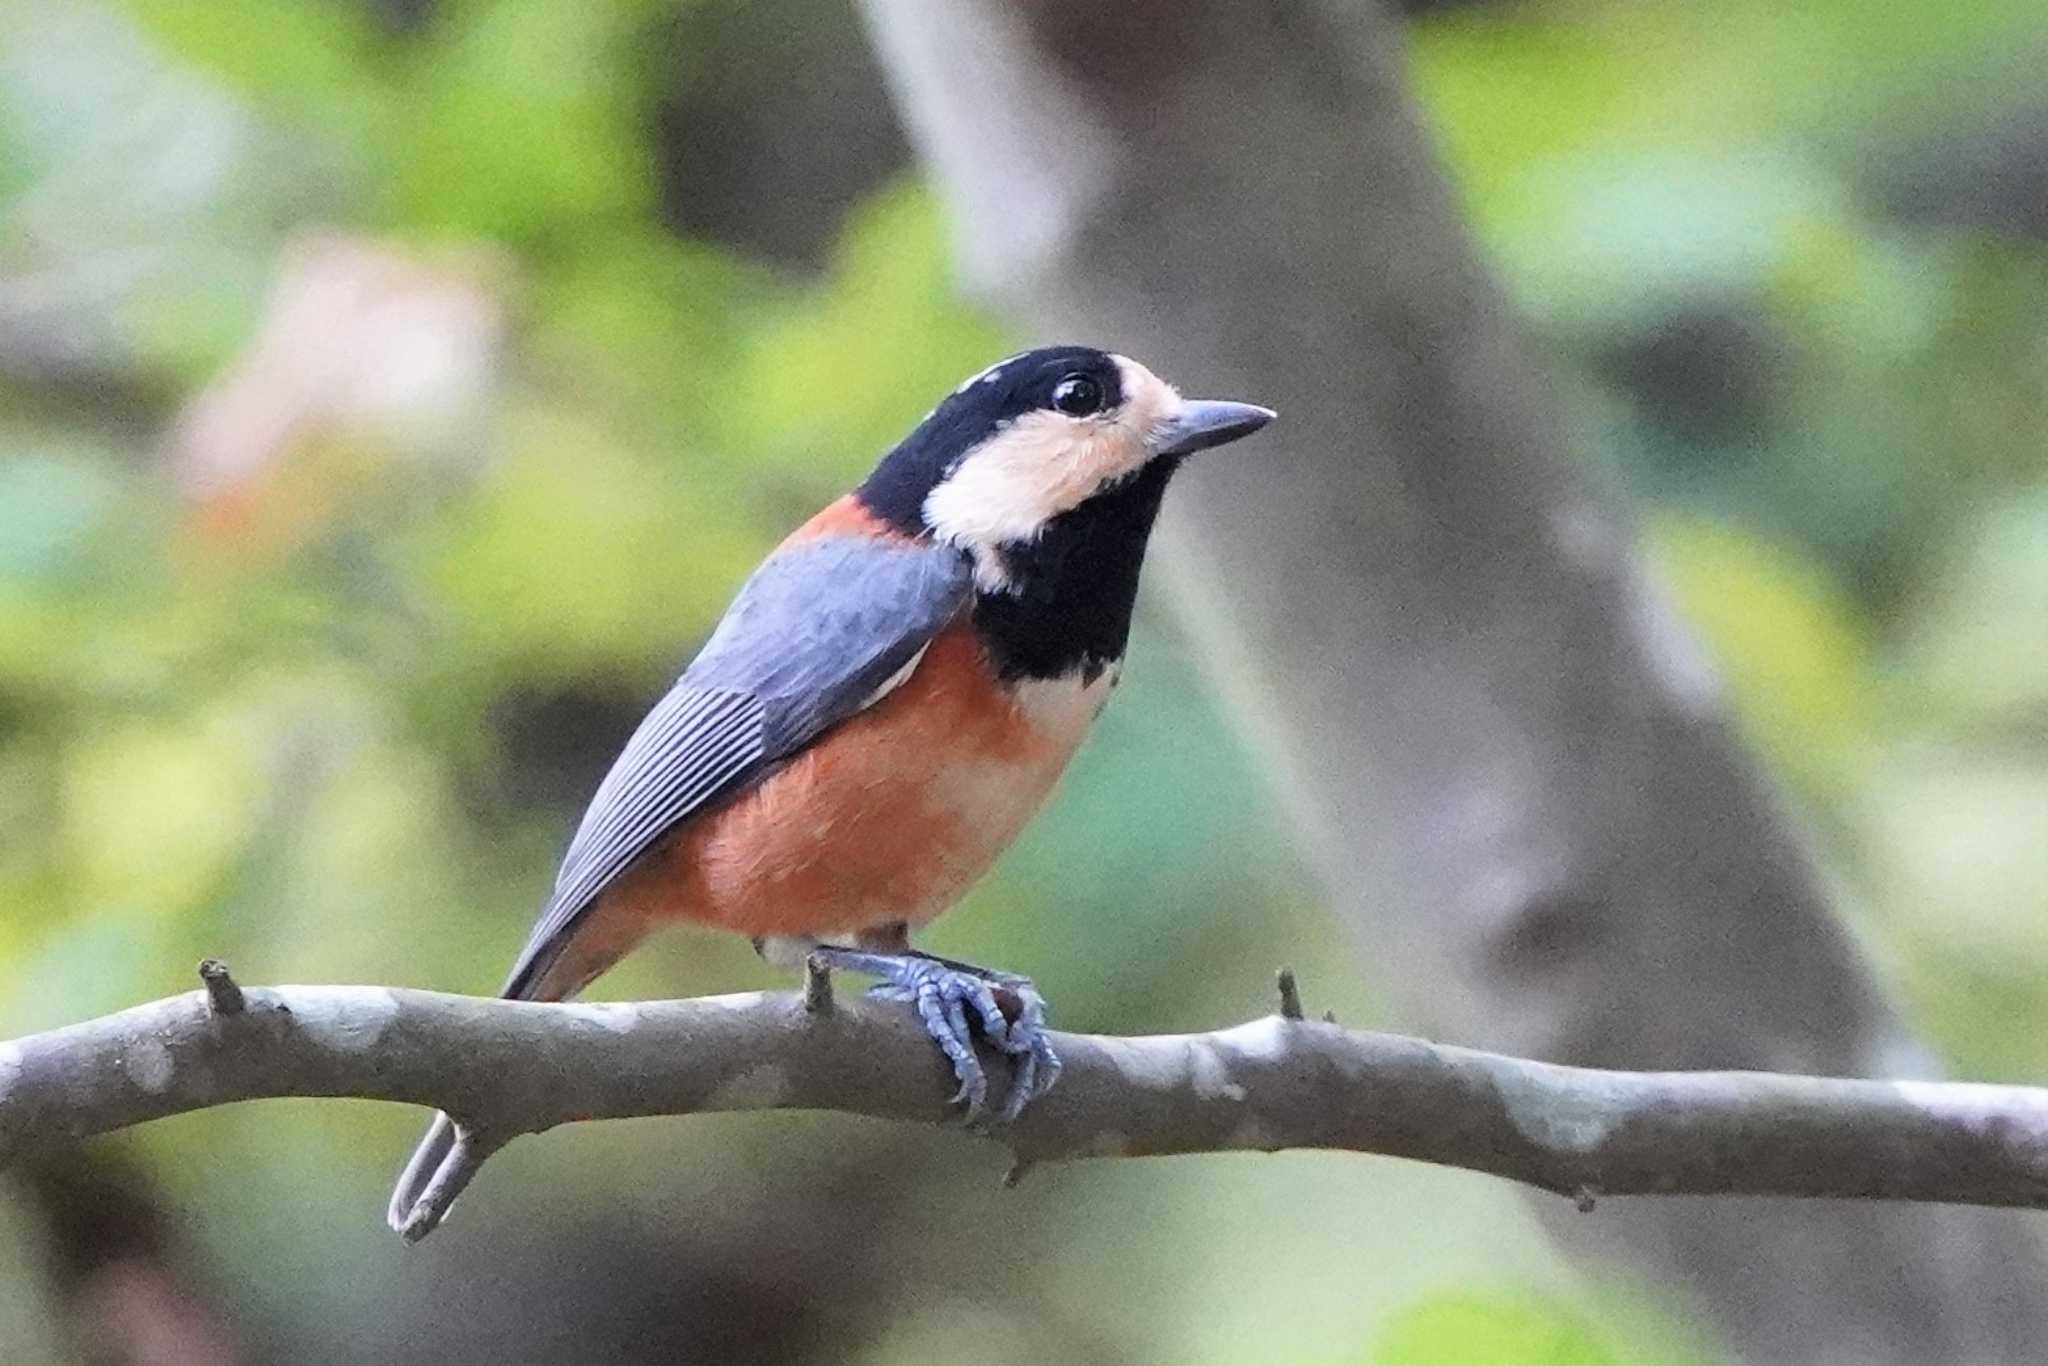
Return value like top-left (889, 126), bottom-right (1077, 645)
top-left (594, 622), bottom-right (1107, 942)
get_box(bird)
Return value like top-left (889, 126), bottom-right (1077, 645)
top-left (387, 345), bottom-right (1273, 1237)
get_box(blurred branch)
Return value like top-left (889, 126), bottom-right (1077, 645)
top-left (7, 975), bottom-right (2048, 1242)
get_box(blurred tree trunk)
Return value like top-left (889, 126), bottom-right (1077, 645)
top-left (650, 0), bottom-right (910, 271)
top-left (858, 0), bottom-right (2048, 1360)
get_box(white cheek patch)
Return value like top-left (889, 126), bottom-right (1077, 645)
top-left (923, 356), bottom-right (1181, 556)
top-left (923, 409), bottom-right (1137, 548)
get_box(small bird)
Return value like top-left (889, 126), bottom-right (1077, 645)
top-left (388, 346), bottom-right (1272, 1236)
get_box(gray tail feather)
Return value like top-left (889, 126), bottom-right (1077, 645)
top-left (387, 1111), bottom-right (459, 1236)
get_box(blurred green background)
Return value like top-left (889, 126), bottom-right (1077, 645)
top-left (1, 0), bottom-right (2044, 1361)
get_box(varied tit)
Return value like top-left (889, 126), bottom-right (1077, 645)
top-left (388, 346), bottom-right (1273, 1236)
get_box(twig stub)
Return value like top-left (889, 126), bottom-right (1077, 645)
top-left (1275, 968), bottom-right (1305, 1021)
top-left (197, 959), bottom-right (246, 1017)
top-left (802, 955), bottom-right (835, 1014)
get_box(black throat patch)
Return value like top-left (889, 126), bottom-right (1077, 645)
top-left (970, 458), bottom-right (1179, 683)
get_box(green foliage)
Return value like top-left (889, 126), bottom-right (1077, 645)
top-left (1374, 1285), bottom-right (1714, 1366)
top-left (380, 1), bottom-right (655, 240)
top-left (2, 0), bottom-right (2044, 1361)
top-left (127, 0), bottom-right (661, 243)
top-left (1374, 1290), bottom-right (1619, 1366)
top-left (422, 403), bottom-right (755, 677)
top-left (1649, 513), bottom-right (1875, 802)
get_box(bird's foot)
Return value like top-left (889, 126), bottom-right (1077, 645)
top-left (805, 947), bottom-right (1061, 1124)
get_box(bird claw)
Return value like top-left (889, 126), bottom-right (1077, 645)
top-left (983, 978), bottom-right (1061, 1125)
top-left (809, 948), bottom-right (1061, 1124)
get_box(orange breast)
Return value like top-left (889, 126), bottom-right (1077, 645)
top-left (592, 621), bottom-right (1112, 943)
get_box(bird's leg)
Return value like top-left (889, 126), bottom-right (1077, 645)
top-left (853, 926), bottom-right (1055, 1056)
top-left (852, 925), bottom-right (1036, 999)
top-left (856, 930), bottom-right (1055, 1064)
top-left (900, 947), bottom-right (1034, 991)
top-left (806, 940), bottom-right (1062, 1125)
top-left (893, 949), bottom-right (1058, 1109)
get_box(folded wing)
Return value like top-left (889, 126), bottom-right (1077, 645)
top-left (502, 535), bottom-right (971, 996)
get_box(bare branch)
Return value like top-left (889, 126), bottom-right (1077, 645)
top-left (6, 983), bottom-right (2048, 1240)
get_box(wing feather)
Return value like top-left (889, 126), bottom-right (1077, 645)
top-left (501, 536), bottom-right (969, 995)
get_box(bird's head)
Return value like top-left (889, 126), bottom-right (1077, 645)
top-left (856, 346), bottom-right (1272, 590)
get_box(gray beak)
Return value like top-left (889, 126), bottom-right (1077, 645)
top-left (1154, 399), bottom-right (1277, 457)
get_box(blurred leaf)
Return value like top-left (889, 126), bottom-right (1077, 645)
top-left (422, 404), bottom-right (759, 679)
top-left (60, 713), bottom-right (257, 919)
top-left (1502, 150), bottom-right (1850, 335)
top-left (530, 228), bottom-right (774, 440)
top-left (1649, 513), bottom-right (1876, 799)
top-left (1416, 0), bottom-right (2048, 234)
top-left (1891, 494), bottom-right (2048, 724)
top-left (384, 0), bottom-right (651, 241)
top-left (0, 452), bottom-right (122, 584)
top-left (122, 0), bottom-right (387, 137)
top-left (1863, 751), bottom-right (2048, 954)
top-left (727, 184), bottom-right (1010, 487)
top-left (5, 895), bottom-right (197, 1036)
top-left (1374, 1288), bottom-right (1620, 1366)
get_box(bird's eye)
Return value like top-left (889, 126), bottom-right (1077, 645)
top-left (1050, 373), bottom-right (1105, 416)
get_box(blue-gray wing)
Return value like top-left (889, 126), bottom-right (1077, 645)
top-left (501, 535), bottom-right (971, 996)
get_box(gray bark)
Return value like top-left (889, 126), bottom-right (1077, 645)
top-left (12, 980), bottom-right (2048, 1245)
top-left (856, 1), bottom-right (2048, 1360)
